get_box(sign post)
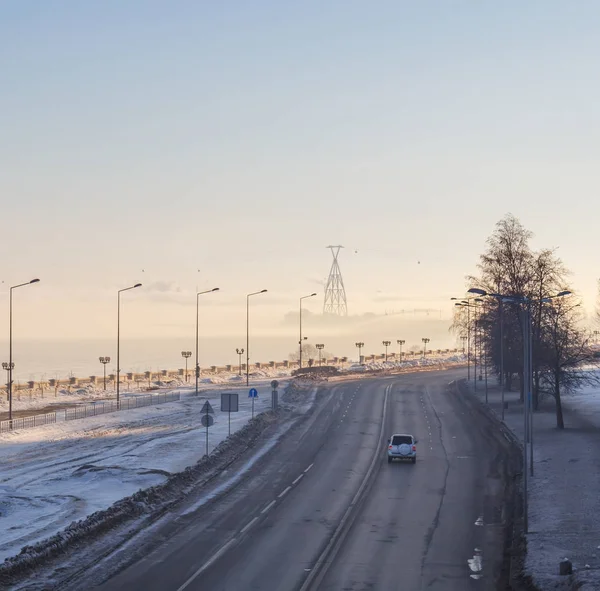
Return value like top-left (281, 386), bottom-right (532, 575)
top-left (271, 379), bottom-right (279, 411)
top-left (221, 392), bottom-right (239, 436)
top-left (200, 400), bottom-right (214, 456)
top-left (248, 388), bottom-right (258, 419)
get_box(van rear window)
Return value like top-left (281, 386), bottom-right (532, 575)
top-left (392, 435), bottom-right (412, 445)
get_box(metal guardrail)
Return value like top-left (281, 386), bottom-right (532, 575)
top-left (0, 412), bottom-right (57, 433)
top-left (64, 391), bottom-right (181, 421)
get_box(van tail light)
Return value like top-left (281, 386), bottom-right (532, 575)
top-left (412, 445), bottom-right (416, 451)
top-left (388, 445), bottom-right (393, 450)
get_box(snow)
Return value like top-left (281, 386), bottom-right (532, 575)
top-left (471, 372), bottom-right (600, 590)
top-left (0, 384), bottom-right (279, 564)
top-left (0, 353), bottom-right (465, 575)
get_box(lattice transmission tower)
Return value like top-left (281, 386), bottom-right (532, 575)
top-left (323, 245), bottom-right (348, 316)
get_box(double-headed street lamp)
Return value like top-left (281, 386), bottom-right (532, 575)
top-left (195, 288), bottom-right (219, 395)
top-left (453, 297), bottom-right (484, 383)
top-left (117, 283), bottom-right (142, 407)
top-left (247, 290), bottom-right (268, 386)
top-left (99, 357), bottom-right (111, 390)
top-left (181, 351), bottom-right (192, 382)
top-left (468, 286), bottom-right (571, 534)
top-left (316, 343), bottom-right (325, 366)
top-left (421, 338), bottom-right (430, 357)
top-left (236, 348), bottom-right (244, 375)
top-left (397, 339), bottom-right (405, 360)
top-left (355, 342), bottom-right (364, 364)
top-left (299, 293), bottom-right (317, 369)
top-left (382, 340), bottom-right (391, 362)
top-left (6, 278), bottom-right (40, 422)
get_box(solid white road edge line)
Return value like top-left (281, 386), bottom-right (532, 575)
top-left (175, 538), bottom-right (237, 591)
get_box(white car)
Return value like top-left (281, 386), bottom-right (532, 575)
top-left (387, 433), bottom-right (417, 463)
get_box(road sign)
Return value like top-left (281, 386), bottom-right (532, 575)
top-left (201, 400), bottom-right (215, 414)
top-left (201, 414), bottom-right (214, 427)
top-left (271, 389), bottom-right (279, 411)
top-left (221, 392), bottom-right (239, 412)
top-left (271, 380), bottom-right (279, 390)
top-left (248, 388), bottom-right (258, 398)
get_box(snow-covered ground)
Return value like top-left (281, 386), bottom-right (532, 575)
top-left (0, 352), bottom-right (465, 573)
top-left (0, 383), bottom-right (279, 564)
top-left (1, 353), bottom-right (464, 415)
top-left (471, 370), bottom-right (600, 590)
top-left (342, 353), bottom-right (465, 373)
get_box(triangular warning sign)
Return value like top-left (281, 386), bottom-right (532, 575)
top-left (201, 400), bottom-right (215, 414)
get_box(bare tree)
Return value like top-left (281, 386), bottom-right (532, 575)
top-left (538, 298), bottom-right (599, 428)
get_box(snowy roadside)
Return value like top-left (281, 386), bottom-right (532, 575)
top-left (0, 353), bottom-right (464, 418)
top-left (469, 376), bottom-right (600, 590)
top-left (0, 380), bottom-right (317, 586)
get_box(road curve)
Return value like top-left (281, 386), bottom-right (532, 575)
top-left (90, 369), bottom-right (514, 591)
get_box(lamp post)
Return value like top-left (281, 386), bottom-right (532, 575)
top-left (99, 357), bottom-right (110, 390)
top-left (397, 339), bottom-right (405, 360)
top-left (195, 288), bottom-right (219, 395)
top-left (117, 283), bottom-right (142, 407)
top-left (453, 298), bottom-right (484, 388)
top-left (299, 293), bottom-right (317, 369)
top-left (468, 287), bottom-right (571, 533)
top-left (316, 344), bottom-right (325, 366)
top-left (236, 348), bottom-right (244, 375)
top-left (181, 351), bottom-right (192, 382)
top-left (382, 340), bottom-right (391, 362)
top-left (247, 290), bottom-right (268, 386)
top-left (355, 342), bottom-right (364, 364)
top-left (421, 338), bottom-right (430, 357)
top-left (2, 362), bottom-right (14, 403)
top-left (7, 278), bottom-right (40, 422)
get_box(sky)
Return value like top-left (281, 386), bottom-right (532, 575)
top-left (1, 1), bottom-right (600, 344)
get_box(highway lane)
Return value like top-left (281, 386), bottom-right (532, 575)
top-left (90, 369), bottom-right (513, 591)
top-left (90, 377), bottom-right (386, 591)
top-left (318, 374), bottom-right (508, 590)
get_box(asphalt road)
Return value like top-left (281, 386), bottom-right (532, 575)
top-left (92, 369), bottom-right (514, 591)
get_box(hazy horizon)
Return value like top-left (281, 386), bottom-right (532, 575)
top-left (2, 2), bottom-right (600, 343)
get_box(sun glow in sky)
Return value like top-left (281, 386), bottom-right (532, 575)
top-left (2, 1), bottom-right (600, 340)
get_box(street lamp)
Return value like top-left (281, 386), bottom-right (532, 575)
top-left (236, 348), bottom-right (244, 375)
top-left (316, 344), bottom-right (325, 366)
top-left (421, 338), bottom-right (430, 357)
top-left (382, 340), bottom-right (391, 362)
top-left (299, 293), bottom-right (317, 369)
top-left (355, 342), bottom-right (364, 364)
top-left (397, 339), bottom-right (405, 360)
top-left (454, 298), bottom-right (484, 387)
top-left (99, 357), bottom-right (110, 390)
top-left (247, 290), bottom-right (268, 386)
top-left (195, 288), bottom-right (219, 395)
top-left (2, 362), bottom-right (14, 403)
top-left (468, 286), bottom-right (571, 533)
top-left (7, 278), bottom-right (40, 422)
top-left (181, 351), bottom-right (192, 382)
top-left (117, 283), bottom-right (142, 407)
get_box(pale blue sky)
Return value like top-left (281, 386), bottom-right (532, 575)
top-left (1, 1), bottom-right (599, 339)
